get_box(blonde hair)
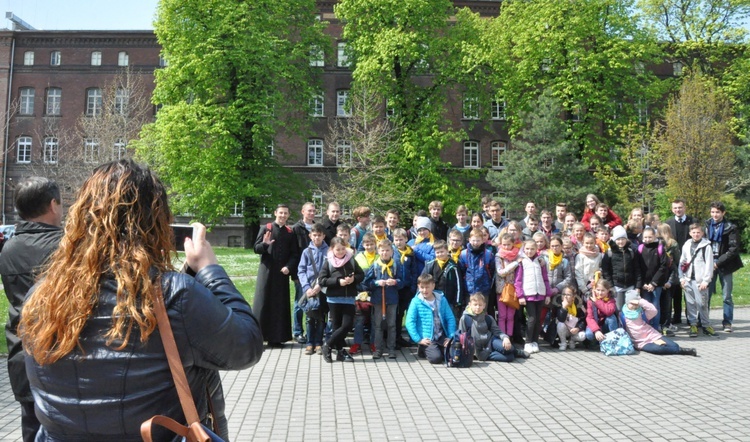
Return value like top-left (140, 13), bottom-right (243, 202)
top-left (20, 160), bottom-right (175, 365)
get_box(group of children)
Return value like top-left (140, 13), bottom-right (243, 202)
top-left (296, 198), bottom-right (714, 364)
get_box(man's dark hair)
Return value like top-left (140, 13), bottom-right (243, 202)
top-left (15, 177), bottom-right (60, 220)
top-left (710, 201), bottom-right (726, 212)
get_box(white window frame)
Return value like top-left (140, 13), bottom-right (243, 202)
top-left (86, 88), bottom-right (103, 116)
top-left (84, 138), bottom-right (100, 163)
top-left (16, 136), bottom-right (32, 164)
top-left (310, 94), bottom-right (325, 117)
top-left (159, 56), bottom-right (168, 67)
top-left (115, 138), bottom-right (127, 159)
top-left (462, 96), bottom-right (479, 120)
top-left (336, 140), bottom-right (352, 166)
top-left (20, 87), bottom-right (35, 115)
top-left (115, 88), bottom-right (129, 114)
top-left (491, 101), bottom-right (506, 120)
top-left (571, 104), bottom-right (583, 122)
top-left (23, 51), bottom-right (34, 66)
top-left (463, 141), bottom-right (479, 168)
top-left (91, 51), bottom-right (102, 66)
top-left (307, 139), bottom-right (324, 166)
top-left (50, 50), bottom-right (61, 66)
top-left (337, 42), bottom-right (350, 68)
top-left (309, 45), bottom-right (324, 67)
top-left (231, 201), bottom-right (244, 217)
top-left (118, 51), bottom-right (129, 67)
top-left (44, 137), bottom-right (59, 164)
top-left (267, 141), bottom-right (274, 157)
top-left (491, 141), bottom-right (506, 169)
top-left (673, 61), bottom-right (683, 76)
top-left (261, 195), bottom-right (272, 218)
top-left (312, 191), bottom-right (324, 217)
top-left (336, 90), bottom-right (350, 117)
top-left (46, 88), bottom-right (62, 115)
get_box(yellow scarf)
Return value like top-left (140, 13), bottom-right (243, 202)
top-left (415, 232), bottom-right (435, 245)
top-left (363, 251), bottom-right (378, 267)
top-left (399, 245), bottom-right (413, 264)
top-left (437, 258), bottom-right (448, 269)
top-left (378, 258), bottom-right (394, 277)
top-left (374, 233), bottom-right (388, 243)
top-left (548, 250), bottom-right (563, 270)
top-left (597, 239), bottom-right (609, 254)
top-left (451, 247), bottom-right (462, 263)
top-left (566, 302), bottom-right (577, 317)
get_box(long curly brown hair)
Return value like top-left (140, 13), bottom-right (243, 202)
top-left (20, 160), bottom-right (176, 365)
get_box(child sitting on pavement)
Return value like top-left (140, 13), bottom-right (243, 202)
top-left (459, 293), bottom-right (530, 362)
top-left (406, 274), bottom-right (456, 364)
top-left (621, 291), bottom-right (697, 356)
top-left (585, 279), bottom-right (620, 344)
top-left (555, 285), bottom-right (587, 351)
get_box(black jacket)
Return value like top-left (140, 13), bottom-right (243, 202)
top-left (321, 217), bottom-right (341, 245)
top-left (317, 256), bottom-right (364, 298)
top-left (429, 217), bottom-right (450, 241)
top-left (666, 215), bottom-right (695, 248)
top-left (0, 221), bottom-right (62, 402)
top-left (705, 219), bottom-right (744, 275)
top-left (291, 220), bottom-right (312, 280)
top-left (601, 241), bottom-right (642, 289)
top-left (638, 241), bottom-right (669, 287)
top-left (25, 266), bottom-right (264, 441)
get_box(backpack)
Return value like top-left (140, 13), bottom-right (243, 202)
top-left (444, 327), bottom-right (475, 368)
top-left (599, 328), bottom-right (635, 356)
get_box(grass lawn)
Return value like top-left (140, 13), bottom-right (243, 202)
top-left (1, 249), bottom-right (748, 354)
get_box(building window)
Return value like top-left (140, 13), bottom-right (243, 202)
top-left (227, 236), bottom-right (242, 247)
top-left (267, 141), bottom-right (274, 157)
top-left (673, 61), bottom-right (683, 76)
top-left (385, 98), bottom-right (395, 119)
top-left (44, 137), bottom-right (59, 164)
top-left (310, 45), bottom-right (324, 67)
top-left (310, 94), bottom-right (324, 117)
top-left (312, 191), bottom-right (323, 216)
top-left (337, 42), bottom-right (350, 68)
top-left (463, 97), bottom-right (479, 120)
top-left (261, 195), bottom-right (272, 217)
top-left (541, 58), bottom-right (551, 72)
top-left (336, 140), bottom-right (352, 166)
top-left (84, 139), bottom-right (100, 163)
top-left (491, 101), bottom-right (506, 120)
top-left (463, 141), bottom-right (479, 168)
top-left (231, 201), bottom-right (244, 217)
top-left (118, 51), bottom-right (129, 66)
top-left (23, 51), bottom-right (34, 66)
top-left (115, 139), bottom-right (127, 159)
top-left (20, 87), bottom-right (35, 115)
top-left (637, 98), bottom-right (648, 124)
top-left (571, 104), bottom-right (583, 122)
top-left (86, 88), bottom-right (103, 116)
top-left (159, 56), bottom-right (168, 67)
top-left (50, 51), bottom-right (61, 66)
top-left (491, 141), bottom-right (506, 169)
top-left (17, 137), bottom-right (32, 164)
top-left (307, 139), bottom-right (324, 166)
top-left (115, 88), bottom-right (129, 114)
top-left (91, 51), bottom-right (102, 66)
top-left (336, 90), bottom-right (350, 117)
top-left (46, 88), bottom-right (62, 115)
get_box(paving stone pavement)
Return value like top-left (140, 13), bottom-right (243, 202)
top-left (1, 308), bottom-right (749, 441)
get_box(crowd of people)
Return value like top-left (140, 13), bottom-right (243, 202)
top-left (254, 195), bottom-right (743, 363)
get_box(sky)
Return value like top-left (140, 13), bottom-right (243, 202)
top-left (3, 0), bottom-right (159, 30)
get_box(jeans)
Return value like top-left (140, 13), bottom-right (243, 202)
top-left (641, 337), bottom-right (681, 355)
top-left (642, 287), bottom-right (662, 330)
top-left (585, 314), bottom-right (619, 341)
top-left (306, 315), bottom-right (325, 347)
top-left (353, 304), bottom-right (372, 345)
top-left (709, 271), bottom-right (734, 326)
top-left (419, 338), bottom-right (447, 364)
top-left (486, 337), bottom-right (516, 362)
top-left (293, 280), bottom-right (304, 337)
top-left (614, 286), bottom-right (634, 311)
top-left (372, 304), bottom-right (397, 352)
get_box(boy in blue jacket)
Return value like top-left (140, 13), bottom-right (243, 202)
top-left (406, 274), bottom-right (457, 364)
top-left (297, 223), bottom-right (329, 355)
top-left (458, 229), bottom-right (496, 302)
top-left (365, 239), bottom-right (405, 359)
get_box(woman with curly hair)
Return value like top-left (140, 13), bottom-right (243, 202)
top-left (20, 160), bottom-right (264, 441)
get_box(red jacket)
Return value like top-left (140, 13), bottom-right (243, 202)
top-left (586, 297), bottom-right (618, 332)
top-left (581, 208), bottom-right (622, 231)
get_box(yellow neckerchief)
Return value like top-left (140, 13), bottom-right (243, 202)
top-left (399, 245), bottom-right (413, 264)
top-left (377, 258), bottom-right (394, 278)
top-left (451, 247), bottom-right (462, 263)
top-left (548, 249), bottom-right (563, 270)
top-left (374, 233), bottom-right (388, 243)
top-left (363, 251), bottom-right (378, 267)
top-left (596, 292), bottom-right (611, 302)
top-left (437, 258), bottom-right (449, 269)
top-left (566, 302), bottom-right (577, 317)
top-left (415, 232), bottom-right (435, 245)
top-left (597, 239), bottom-right (610, 254)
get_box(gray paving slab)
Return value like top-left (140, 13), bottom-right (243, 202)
top-left (1, 307), bottom-right (749, 441)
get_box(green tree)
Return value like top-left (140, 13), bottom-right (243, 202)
top-left (483, 0), bottom-right (664, 168)
top-left (654, 74), bottom-right (735, 217)
top-left (486, 90), bottom-right (591, 210)
top-left (334, 0), bottom-right (480, 212)
top-left (135, 0), bottom-right (327, 245)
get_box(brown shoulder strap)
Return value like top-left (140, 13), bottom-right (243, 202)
top-left (152, 279), bottom-right (201, 425)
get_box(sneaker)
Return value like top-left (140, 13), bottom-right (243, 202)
top-left (524, 343), bottom-right (534, 354)
top-left (322, 344), bottom-right (333, 363)
top-left (568, 339), bottom-right (576, 350)
top-left (370, 344), bottom-right (376, 353)
top-left (514, 348), bottom-right (531, 359)
top-left (689, 325), bottom-right (698, 338)
top-left (294, 334), bottom-right (307, 344)
top-left (388, 351), bottom-right (397, 359)
top-left (372, 350), bottom-right (382, 359)
top-left (662, 328), bottom-right (675, 337)
top-left (341, 349), bottom-right (354, 362)
top-left (304, 346), bottom-right (314, 355)
top-left (703, 326), bottom-right (716, 336)
top-left (532, 342), bottom-right (540, 353)
top-left (558, 342), bottom-right (567, 351)
top-left (349, 344), bottom-right (361, 355)
top-left (724, 325), bottom-right (733, 333)
top-left (667, 325), bottom-right (679, 333)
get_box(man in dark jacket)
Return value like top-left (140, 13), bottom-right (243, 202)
top-left (705, 202), bottom-right (744, 333)
top-left (0, 177), bottom-right (63, 442)
top-left (665, 198), bottom-right (694, 324)
top-left (291, 202), bottom-right (316, 343)
top-left (321, 202), bottom-right (342, 245)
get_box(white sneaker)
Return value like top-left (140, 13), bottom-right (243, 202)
top-left (524, 343), bottom-right (534, 354)
top-left (558, 342), bottom-right (567, 351)
top-left (532, 342), bottom-right (540, 353)
top-left (568, 338), bottom-right (576, 350)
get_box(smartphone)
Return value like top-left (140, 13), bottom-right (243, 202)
top-left (171, 224), bottom-right (194, 252)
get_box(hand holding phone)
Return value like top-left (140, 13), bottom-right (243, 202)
top-left (183, 223), bottom-right (218, 274)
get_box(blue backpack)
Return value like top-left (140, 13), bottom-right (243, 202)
top-left (444, 321), bottom-right (475, 368)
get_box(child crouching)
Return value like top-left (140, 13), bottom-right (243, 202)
top-left (459, 293), bottom-right (530, 362)
top-left (556, 285), bottom-right (587, 351)
top-left (406, 274), bottom-right (456, 364)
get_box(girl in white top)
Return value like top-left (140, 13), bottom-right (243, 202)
top-left (575, 232), bottom-right (602, 300)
